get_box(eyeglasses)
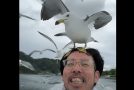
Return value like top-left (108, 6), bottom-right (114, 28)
top-left (62, 59), bottom-right (95, 69)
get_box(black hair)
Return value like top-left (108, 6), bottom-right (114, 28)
top-left (60, 48), bottom-right (104, 76)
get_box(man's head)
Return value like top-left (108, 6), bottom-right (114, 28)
top-left (60, 47), bottom-right (104, 90)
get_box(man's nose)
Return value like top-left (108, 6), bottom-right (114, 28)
top-left (71, 63), bottom-right (82, 74)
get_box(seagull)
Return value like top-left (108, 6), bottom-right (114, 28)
top-left (38, 31), bottom-right (69, 60)
top-left (55, 11), bottom-right (111, 47)
top-left (19, 59), bottom-right (35, 71)
top-left (28, 49), bottom-right (57, 58)
top-left (41, 0), bottom-right (112, 48)
top-left (28, 50), bottom-right (42, 57)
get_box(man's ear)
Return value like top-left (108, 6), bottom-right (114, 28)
top-left (94, 71), bottom-right (100, 83)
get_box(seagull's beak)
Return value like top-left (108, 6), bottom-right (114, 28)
top-left (55, 19), bottom-right (66, 25)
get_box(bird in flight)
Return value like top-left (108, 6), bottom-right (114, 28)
top-left (38, 31), bottom-right (70, 60)
top-left (19, 59), bottom-right (35, 71)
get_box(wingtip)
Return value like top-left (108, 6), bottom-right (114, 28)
top-left (101, 11), bottom-right (110, 15)
top-left (37, 31), bottom-right (41, 33)
top-left (38, 31), bottom-right (44, 36)
top-left (54, 33), bottom-right (59, 36)
top-left (94, 11), bottom-right (112, 29)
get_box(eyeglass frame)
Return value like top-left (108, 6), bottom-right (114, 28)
top-left (62, 58), bottom-right (96, 70)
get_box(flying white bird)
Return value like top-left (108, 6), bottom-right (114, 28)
top-left (38, 31), bottom-right (69, 60)
top-left (41, 0), bottom-right (112, 48)
top-left (19, 59), bottom-right (35, 71)
top-left (28, 50), bottom-right (42, 57)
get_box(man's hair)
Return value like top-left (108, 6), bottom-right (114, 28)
top-left (60, 47), bottom-right (104, 76)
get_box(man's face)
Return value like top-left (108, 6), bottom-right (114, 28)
top-left (62, 51), bottom-right (100, 90)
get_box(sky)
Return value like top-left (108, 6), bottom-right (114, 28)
top-left (19, 0), bottom-right (116, 71)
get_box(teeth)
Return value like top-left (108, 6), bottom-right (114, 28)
top-left (71, 78), bottom-right (83, 84)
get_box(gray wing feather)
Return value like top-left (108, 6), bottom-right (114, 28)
top-left (94, 15), bottom-right (112, 29)
top-left (38, 31), bottom-right (58, 50)
top-left (41, 0), bottom-right (69, 20)
top-left (85, 11), bottom-right (112, 29)
top-left (57, 0), bottom-right (69, 14)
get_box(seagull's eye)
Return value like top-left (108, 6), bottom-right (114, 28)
top-left (66, 14), bottom-right (69, 17)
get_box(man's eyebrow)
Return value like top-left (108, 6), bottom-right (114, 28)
top-left (80, 59), bottom-right (90, 60)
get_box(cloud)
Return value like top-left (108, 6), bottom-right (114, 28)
top-left (63, 0), bottom-right (106, 18)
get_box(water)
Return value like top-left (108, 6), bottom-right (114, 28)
top-left (19, 74), bottom-right (116, 90)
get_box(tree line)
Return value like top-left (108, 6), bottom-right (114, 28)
top-left (19, 51), bottom-right (60, 75)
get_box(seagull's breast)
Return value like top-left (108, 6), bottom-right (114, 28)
top-left (64, 16), bottom-right (91, 43)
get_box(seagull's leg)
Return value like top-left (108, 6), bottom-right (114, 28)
top-left (84, 43), bottom-right (87, 48)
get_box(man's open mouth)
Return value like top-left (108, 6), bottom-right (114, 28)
top-left (70, 77), bottom-right (85, 84)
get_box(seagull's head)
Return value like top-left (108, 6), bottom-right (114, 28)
top-left (55, 19), bottom-right (67, 25)
top-left (55, 12), bottom-right (70, 25)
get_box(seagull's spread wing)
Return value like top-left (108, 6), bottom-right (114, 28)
top-left (84, 11), bottom-right (112, 29)
top-left (29, 50), bottom-right (42, 56)
top-left (38, 31), bottom-right (58, 50)
top-left (42, 49), bottom-right (56, 53)
top-left (20, 13), bottom-right (36, 20)
top-left (41, 0), bottom-right (69, 20)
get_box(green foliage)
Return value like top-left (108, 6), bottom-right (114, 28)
top-left (102, 69), bottom-right (116, 76)
top-left (19, 51), bottom-right (60, 75)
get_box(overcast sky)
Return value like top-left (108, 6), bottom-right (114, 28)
top-left (19, 0), bottom-right (116, 71)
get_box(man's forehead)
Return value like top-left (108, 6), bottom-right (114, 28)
top-left (67, 51), bottom-right (93, 60)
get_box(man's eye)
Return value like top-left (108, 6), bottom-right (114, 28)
top-left (66, 62), bottom-right (74, 66)
top-left (81, 63), bottom-right (89, 67)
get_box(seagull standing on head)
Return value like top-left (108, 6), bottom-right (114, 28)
top-left (41, 0), bottom-right (112, 48)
